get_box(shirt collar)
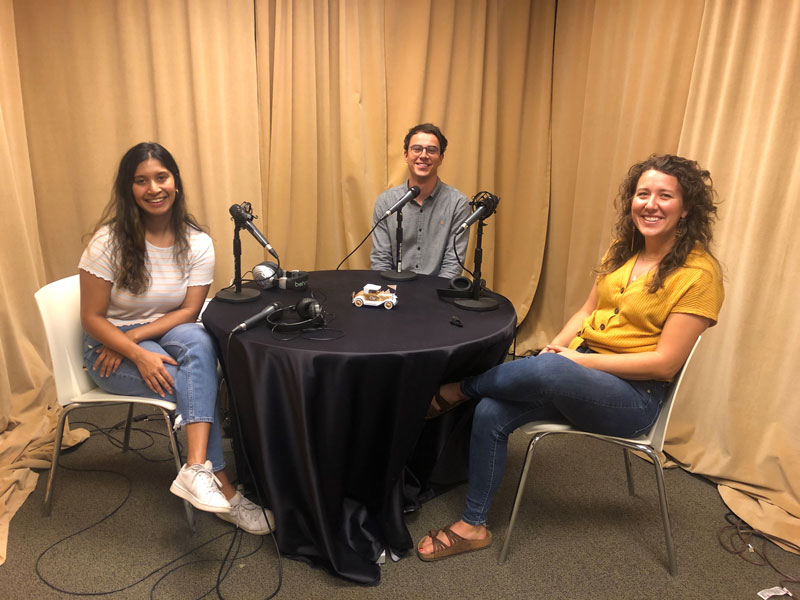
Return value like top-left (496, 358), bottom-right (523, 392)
top-left (406, 178), bottom-right (442, 203)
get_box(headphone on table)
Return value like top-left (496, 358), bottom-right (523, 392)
top-left (449, 276), bottom-right (473, 292)
top-left (253, 261), bottom-right (309, 290)
top-left (265, 297), bottom-right (325, 332)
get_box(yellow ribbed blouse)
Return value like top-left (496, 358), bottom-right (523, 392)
top-left (569, 248), bottom-right (724, 354)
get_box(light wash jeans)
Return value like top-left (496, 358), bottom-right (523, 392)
top-left (459, 349), bottom-right (669, 525)
top-left (82, 322), bottom-right (224, 471)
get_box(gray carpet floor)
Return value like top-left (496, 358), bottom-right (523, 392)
top-left (2, 404), bottom-right (798, 599)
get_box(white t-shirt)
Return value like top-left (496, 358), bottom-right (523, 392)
top-left (79, 225), bottom-right (215, 326)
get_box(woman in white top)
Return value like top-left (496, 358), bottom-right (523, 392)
top-left (79, 142), bottom-right (273, 535)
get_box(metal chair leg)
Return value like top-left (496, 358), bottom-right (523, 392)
top-left (498, 431), bottom-right (550, 564)
top-left (642, 446), bottom-right (677, 575)
top-left (44, 404), bottom-right (80, 516)
top-left (160, 407), bottom-right (194, 533)
top-left (623, 448), bottom-right (635, 496)
top-left (122, 403), bottom-right (135, 452)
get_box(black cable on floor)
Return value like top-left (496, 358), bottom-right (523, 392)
top-left (718, 511), bottom-right (799, 595)
top-left (34, 420), bottom-right (275, 598)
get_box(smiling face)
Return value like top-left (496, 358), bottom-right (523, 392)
top-left (631, 169), bottom-right (688, 246)
top-left (131, 158), bottom-right (176, 221)
top-left (404, 132), bottom-right (443, 182)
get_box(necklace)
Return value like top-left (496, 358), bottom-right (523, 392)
top-left (631, 254), bottom-right (659, 282)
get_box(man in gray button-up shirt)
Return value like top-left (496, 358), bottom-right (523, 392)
top-left (370, 123), bottom-right (470, 280)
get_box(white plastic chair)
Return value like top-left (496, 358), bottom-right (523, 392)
top-left (498, 337), bottom-right (702, 575)
top-left (34, 274), bottom-right (194, 530)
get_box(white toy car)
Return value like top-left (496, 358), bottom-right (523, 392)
top-left (352, 284), bottom-right (398, 309)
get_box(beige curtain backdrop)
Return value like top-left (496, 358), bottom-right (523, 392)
top-left (0, 0), bottom-right (89, 566)
top-left (1, 0), bottom-right (797, 566)
top-left (672, 0), bottom-right (800, 550)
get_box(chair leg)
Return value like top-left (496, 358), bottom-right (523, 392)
top-left (498, 431), bottom-right (549, 564)
top-left (623, 448), bottom-right (635, 496)
top-left (122, 403), bottom-right (135, 452)
top-left (159, 407), bottom-right (195, 533)
top-left (44, 404), bottom-right (80, 516)
top-left (641, 446), bottom-right (677, 575)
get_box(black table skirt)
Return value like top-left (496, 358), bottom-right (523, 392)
top-left (202, 270), bottom-right (516, 584)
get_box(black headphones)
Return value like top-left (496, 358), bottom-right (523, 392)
top-left (265, 297), bottom-right (325, 332)
top-left (449, 276), bottom-right (473, 292)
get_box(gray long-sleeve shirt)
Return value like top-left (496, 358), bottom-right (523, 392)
top-left (370, 179), bottom-right (470, 280)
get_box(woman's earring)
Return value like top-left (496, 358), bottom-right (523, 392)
top-left (675, 217), bottom-right (687, 238)
top-left (630, 230), bottom-right (637, 252)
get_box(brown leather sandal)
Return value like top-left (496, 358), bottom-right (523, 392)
top-left (425, 388), bottom-right (469, 420)
top-left (416, 526), bottom-right (492, 562)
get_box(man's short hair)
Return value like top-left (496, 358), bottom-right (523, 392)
top-left (403, 123), bottom-right (448, 155)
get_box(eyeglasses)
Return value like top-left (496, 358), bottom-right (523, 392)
top-left (409, 145), bottom-right (441, 156)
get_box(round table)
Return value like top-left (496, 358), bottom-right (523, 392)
top-left (201, 270), bottom-right (516, 584)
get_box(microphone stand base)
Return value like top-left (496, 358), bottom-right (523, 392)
top-left (454, 296), bottom-right (499, 312)
top-left (215, 287), bottom-right (261, 303)
top-left (380, 269), bottom-right (418, 282)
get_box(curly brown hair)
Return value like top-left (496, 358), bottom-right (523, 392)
top-left (597, 154), bottom-right (719, 292)
top-left (91, 142), bottom-right (205, 294)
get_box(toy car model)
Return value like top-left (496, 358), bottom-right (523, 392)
top-left (352, 284), bottom-right (398, 309)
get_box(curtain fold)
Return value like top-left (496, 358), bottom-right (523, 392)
top-left (3, 0), bottom-right (799, 568)
top-left (0, 0), bottom-right (88, 566)
top-left (257, 0), bottom-right (389, 271)
top-left (670, 0), bottom-right (800, 549)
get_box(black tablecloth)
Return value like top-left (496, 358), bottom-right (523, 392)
top-left (202, 270), bottom-right (516, 584)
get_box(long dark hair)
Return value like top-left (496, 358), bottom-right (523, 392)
top-left (92, 142), bottom-right (204, 294)
top-left (597, 154), bottom-right (719, 292)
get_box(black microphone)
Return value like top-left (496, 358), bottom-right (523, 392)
top-left (458, 193), bottom-right (500, 233)
top-left (229, 204), bottom-right (279, 260)
top-left (383, 186), bottom-right (421, 217)
top-left (232, 302), bottom-right (283, 333)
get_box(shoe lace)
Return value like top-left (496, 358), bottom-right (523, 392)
top-left (234, 500), bottom-right (258, 521)
top-left (190, 465), bottom-right (223, 496)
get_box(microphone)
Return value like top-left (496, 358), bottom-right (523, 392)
top-left (232, 302), bottom-right (283, 333)
top-left (458, 193), bottom-right (500, 233)
top-left (229, 204), bottom-right (279, 260)
top-left (383, 186), bottom-right (421, 218)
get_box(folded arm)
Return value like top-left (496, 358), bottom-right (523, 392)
top-left (438, 196), bottom-right (471, 280)
top-left (543, 282), bottom-right (709, 380)
top-left (548, 310), bottom-right (709, 380)
top-left (369, 201), bottom-right (394, 271)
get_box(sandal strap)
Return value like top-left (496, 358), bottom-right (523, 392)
top-left (425, 389), bottom-right (468, 419)
top-left (428, 526), bottom-right (466, 556)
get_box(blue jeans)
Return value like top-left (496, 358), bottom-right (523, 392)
top-left (459, 351), bottom-right (669, 526)
top-left (82, 322), bottom-right (224, 471)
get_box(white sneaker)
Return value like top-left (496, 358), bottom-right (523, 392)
top-left (216, 491), bottom-right (276, 535)
top-left (170, 461), bottom-right (231, 514)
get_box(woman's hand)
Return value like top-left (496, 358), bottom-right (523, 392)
top-left (543, 344), bottom-right (587, 365)
top-left (92, 346), bottom-right (124, 378)
top-left (133, 349), bottom-right (178, 397)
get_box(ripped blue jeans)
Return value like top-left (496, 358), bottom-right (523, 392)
top-left (82, 322), bottom-right (224, 471)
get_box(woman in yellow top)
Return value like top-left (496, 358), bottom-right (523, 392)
top-left (418, 154), bottom-right (724, 561)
